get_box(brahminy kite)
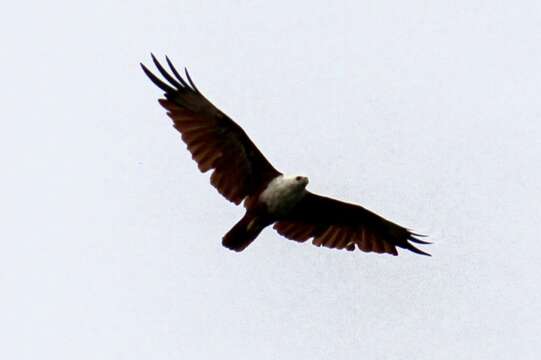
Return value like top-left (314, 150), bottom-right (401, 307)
top-left (141, 55), bottom-right (430, 256)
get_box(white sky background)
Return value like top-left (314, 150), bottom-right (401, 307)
top-left (2, 0), bottom-right (541, 359)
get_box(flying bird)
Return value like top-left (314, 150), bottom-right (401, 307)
top-left (141, 55), bottom-right (430, 256)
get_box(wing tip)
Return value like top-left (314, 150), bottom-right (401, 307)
top-left (409, 235), bottom-right (431, 245)
top-left (142, 54), bottom-right (200, 95)
top-left (404, 241), bottom-right (431, 256)
top-left (405, 229), bottom-right (431, 255)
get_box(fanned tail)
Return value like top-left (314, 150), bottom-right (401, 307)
top-left (222, 212), bottom-right (267, 252)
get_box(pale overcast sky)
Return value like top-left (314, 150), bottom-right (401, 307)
top-left (2, 1), bottom-right (541, 359)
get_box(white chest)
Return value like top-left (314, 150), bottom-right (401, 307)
top-left (259, 175), bottom-right (306, 216)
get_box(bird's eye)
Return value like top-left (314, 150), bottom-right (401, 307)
top-left (295, 176), bottom-right (302, 181)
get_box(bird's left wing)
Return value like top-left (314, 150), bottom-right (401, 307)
top-left (141, 55), bottom-right (281, 205)
top-left (274, 192), bottom-right (430, 256)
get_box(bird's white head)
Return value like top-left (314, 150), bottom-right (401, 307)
top-left (291, 175), bottom-right (309, 188)
top-left (282, 175), bottom-right (309, 197)
top-left (272, 174), bottom-right (309, 193)
top-left (260, 174), bottom-right (310, 215)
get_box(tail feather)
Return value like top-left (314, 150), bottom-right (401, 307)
top-left (222, 213), bottom-right (266, 252)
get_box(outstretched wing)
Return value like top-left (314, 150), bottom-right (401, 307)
top-left (274, 192), bottom-right (430, 256)
top-left (141, 55), bottom-right (281, 205)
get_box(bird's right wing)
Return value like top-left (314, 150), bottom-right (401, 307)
top-left (274, 192), bottom-right (430, 256)
top-left (141, 55), bottom-right (281, 205)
